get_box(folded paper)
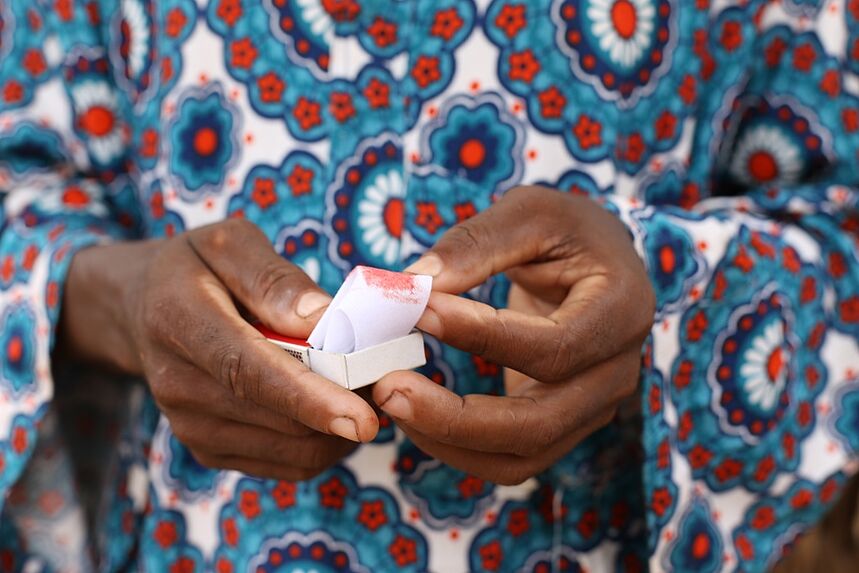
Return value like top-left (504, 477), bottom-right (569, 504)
top-left (308, 266), bottom-right (432, 353)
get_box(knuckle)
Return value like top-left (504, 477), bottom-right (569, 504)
top-left (218, 347), bottom-right (249, 399)
top-left (252, 261), bottom-right (298, 308)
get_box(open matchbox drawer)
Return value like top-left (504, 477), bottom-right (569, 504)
top-left (256, 324), bottom-right (426, 391)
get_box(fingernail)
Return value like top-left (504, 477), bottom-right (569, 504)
top-left (379, 391), bottom-right (413, 421)
top-left (296, 291), bottom-right (331, 318)
top-left (405, 254), bottom-right (443, 277)
top-left (328, 417), bottom-right (360, 442)
top-left (416, 307), bottom-right (443, 337)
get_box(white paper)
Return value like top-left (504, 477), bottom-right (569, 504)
top-left (308, 266), bottom-right (432, 353)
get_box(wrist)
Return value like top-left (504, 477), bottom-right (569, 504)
top-left (59, 240), bottom-right (161, 374)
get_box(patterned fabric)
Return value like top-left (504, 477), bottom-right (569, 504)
top-left (1, 0), bottom-right (859, 571)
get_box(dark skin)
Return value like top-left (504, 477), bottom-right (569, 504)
top-left (61, 186), bottom-right (654, 484)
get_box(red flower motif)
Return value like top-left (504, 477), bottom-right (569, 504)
top-left (495, 4), bottom-right (526, 38)
top-left (820, 69), bottom-right (840, 98)
top-left (216, 0), bottom-right (242, 27)
top-left (720, 21), bottom-right (742, 51)
top-left (793, 43), bottom-right (816, 72)
top-left (222, 517), bottom-right (239, 546)
top-left (471, 354), bottom-right (499, 376)
top-left (750, 506), bottom-right (775, 530)
top-left (678, 411), bottom-right (693, 441)
top-left (322, 0), bottom-right (360, 22)
top-left (272, 481), bottom-right (296, 509)
top-left (215, 558), bottom-right (233, 573)
top-left (688, 444), bottom-right (712, 470)
top-left (364, 78), bottom-right (390, 108)
top-left (673, 361), bottom-right (693, 391)
top-left (293, 97), bottom-right (322, 131)
top-left (453, 201), bottom-right (477, 222)
top-left (357, 499), bottom-right (388, 531)
top-left (389, 535), bottom-right (417, 567)
top-left (153, 521), bottom-right (178, 548)
top-left (319, 476), bottom-right (348, 509)
top-left (654, 111), bottom-right (677, 140)
top-left (258, 72), bottom-right (285, 104)
top-left (790, 488), bottom-right (813, 509)
top-left (415, 202), bottom-right (443, 234)
top-left (251, 177), bottom-right (277, 210)
top-left (11, 427), bottom-right (26, 454)
top-left (165, 8), bottom-right (187, 38)
top-left (22, 49), bottom-right (46, 77)
top-left (458, 475), bottom-right (485, 499)
top-left (714, 458), bottom-right (742, 483)
top-left (508, 49), bottom-right (540, 83)
top-left (55, 0), bottom-right (73, 21)
top-left (238, 490), bottom-right (261, 519)
top-left (140, 128), bottom-right (158, 158)
top-left (412, 55), bottom-right (441, 89)
top-left (287, 164), bottom-right (314, 197)
top-left (507, 508), bottom-right (530, 536)
top-left (479, 540), bottom-right (503, 571)
top-left (765, 37), bottom-right (787, 68)
top-left (840, 296), bottom-right (859, 323)
top-left (231, 38), bottom-right (257, 69)
top-left (577, 509), bottom-right (599, 538)
top-left (650, 487), bottom-right (672, 517)
top-left (367, 17), bottom-right (398, 48)
top-left (618, 132), bottom-right (645, 164)
top-left (656, 439), bottom-right (670, 469)
top-left (431, 8), bottom-right (464, 42)
top-left (572, 115), bottom-right (602, 150)
top-left (686, 311), bottom-right (708, 342)
top-left (170, 557), bottom-right (195, 573)
top-left (678, 74), bottom-right (696, 105)
top-left (329, 92), bottom-right (355, 123)
top-left (842, 108), bottom-right (859, 132)
top-left (538, 86), bottom-right (566, 119)
top-left (3, 81), bottom-right (24, 103)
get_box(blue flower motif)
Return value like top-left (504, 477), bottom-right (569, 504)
top-left (169, 87), bottom-right (237, 197)
top-left (0, 304), bottom-right (36, 394)
top-left (640, 215), bottom-right (701, 313)
top-left (423, 94), bottom-right (524, 195)
top-left (667, 498), bottom-right (723, 573)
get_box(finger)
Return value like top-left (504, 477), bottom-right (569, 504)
top-left (147, 359), bottom-right (317, 437)
top-left (419, 281), bottom-right (627, 381)
top-left (373, 356), bottom-right (634, 454)
top-left (146, 252), bottom-right (378, 442)
top-left (406, 186), bottom-right (563, 293)
top-left (169, 415), bottom-right (355, 470)
top-left (187, 219), bottom-right (331, 337)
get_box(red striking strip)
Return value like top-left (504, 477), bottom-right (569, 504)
top-left (253, 323), bottom-right (311, 347)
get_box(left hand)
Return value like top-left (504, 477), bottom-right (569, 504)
top-left (372, 186), bottom-right (655, 485)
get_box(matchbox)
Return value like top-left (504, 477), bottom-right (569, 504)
top-left (255, 324), bottom-right (426, 391)
top-left (254, 265), bottom-right (432, 390)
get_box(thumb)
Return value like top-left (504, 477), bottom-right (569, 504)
top-left (406, 186), bottom-right (559, 293)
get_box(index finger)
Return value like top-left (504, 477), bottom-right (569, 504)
top-left (372, 355), bottom-right (636, 455)
top-left (419, 271), bottom-right (631, 382)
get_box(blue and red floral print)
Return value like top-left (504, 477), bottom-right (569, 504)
top-left (2, 1), bottom-right (859, 571)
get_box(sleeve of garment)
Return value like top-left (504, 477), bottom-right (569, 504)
top-left (0, 1), bottom-right (139, 503)
top-left (598, 15), bottom-right (859, 571)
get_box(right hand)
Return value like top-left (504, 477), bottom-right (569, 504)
top-left (61, 219), bottom-right (379, 481)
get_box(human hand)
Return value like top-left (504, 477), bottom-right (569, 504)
top-left (62, 219), bottom-right (379, 481)
top-left (372, 187), bottom-right (654, 485)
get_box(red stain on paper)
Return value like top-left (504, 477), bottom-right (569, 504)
top-left (358, 266), bottom-right (421, 304)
